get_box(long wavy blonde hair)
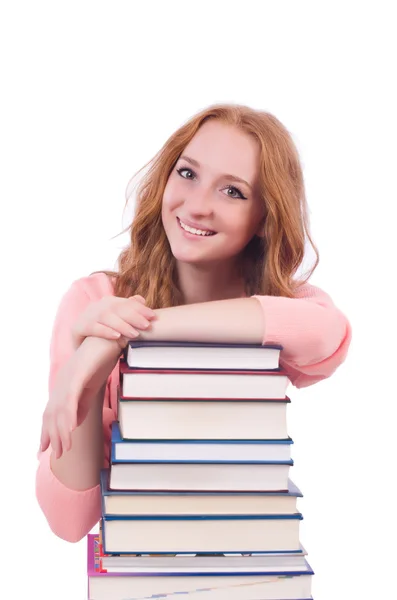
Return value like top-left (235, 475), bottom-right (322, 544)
top-left (95, 103), bottom-right (319, 307)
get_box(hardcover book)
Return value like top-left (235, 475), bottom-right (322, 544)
top-left (111, 420), bottom-right (293, 463)
top-left (101, 513), bottom-right (303, 554)
top-left (119, 359), bottom-right (290, 400)
top-left (124, 341), bottom-right (283, 371)
top-left (100, 469), bottom-right (303, 517)
top-left (96, 529), bottom-right (308, 571)
top-left (109, 458), bottom-right (292, 492)
top-left (88, 534), bottom-right (314, 600)
top-left (117, 387), bottom-right (291, 440)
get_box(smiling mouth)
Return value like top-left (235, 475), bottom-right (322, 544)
top-left (177, 217), bottom-right (217, 237)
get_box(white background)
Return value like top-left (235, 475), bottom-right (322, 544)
top-left (1, 2), bottom-right (395, 598)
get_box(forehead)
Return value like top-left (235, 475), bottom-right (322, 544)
top-left (182, 120), bottom-right (260, 182)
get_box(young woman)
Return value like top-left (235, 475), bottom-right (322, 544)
top-left (36, 104), bottom-right (352, 542)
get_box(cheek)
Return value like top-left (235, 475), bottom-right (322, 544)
top-left (162, 180), bottom-right (180, 212)
top-left (227, 211), bottom-right (255, 236)
top-left (225, 213), bottom-right (260, 247)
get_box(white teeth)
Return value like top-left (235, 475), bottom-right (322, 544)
top-left (178, 218), bottom-right (215, 236)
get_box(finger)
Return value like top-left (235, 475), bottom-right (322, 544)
top-left (130, 295), bottom-right (146, 304)
top-left (96, 320), bottom-right (141, 339)
top-left (48, 419), bottom-right (62, 460)
top-left (57, 411), bottom-right (72, 454)
top-left (90, 322), bottom-right (126, 340)
top-left (127, 296), bottom-right (156, 319)
top-left (98, 313), bottom-right (151, 336)
top-left (39, 422), bottom-right (50, 454)
top-left (40, 409), bottom-right (54, 453)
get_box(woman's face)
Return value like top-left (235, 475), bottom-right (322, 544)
top-left (161, 120), bottom-right (265, 268)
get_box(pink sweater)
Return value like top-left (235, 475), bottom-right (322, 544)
top-left (36, 272), bottom-right (352, 542)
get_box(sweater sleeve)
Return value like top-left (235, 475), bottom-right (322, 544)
top-left (36, 278), bottom-right (116, 543)
top-left (252, 282), bottom-right (352, 389)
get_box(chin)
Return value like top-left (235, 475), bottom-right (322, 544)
top-left (170, 246), bottom-right (234, 268)
top-left (170, 248), bottom-right (208, 265)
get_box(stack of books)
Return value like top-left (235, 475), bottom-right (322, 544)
top-left (87, 341), bottom-right (314, 599)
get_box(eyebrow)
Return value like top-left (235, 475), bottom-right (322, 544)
top-left (179, 155), bottom-right (253, 190)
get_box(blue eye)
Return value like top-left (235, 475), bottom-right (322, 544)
top-left (176, 167), bottom-right (247, 200)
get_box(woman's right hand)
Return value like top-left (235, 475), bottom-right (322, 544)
top-left (40, 336), bottom-right (123, 458)
top-left (71, 294), bottom-right (156, 350)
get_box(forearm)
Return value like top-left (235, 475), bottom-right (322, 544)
top-left (49, 336), bottom-right (123, 490)
top-left (143, 297), bottom-right (265, 344)
top-left (49, 386), bottom-right (105, 490)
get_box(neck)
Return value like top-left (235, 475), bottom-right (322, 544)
top-left (176, 260), bottom-right (246, 305)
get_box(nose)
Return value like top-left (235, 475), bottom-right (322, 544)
top-left (184, 185), bottom-right (214, 217)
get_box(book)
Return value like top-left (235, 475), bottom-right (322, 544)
top-left (100, 470), bottom-right (303, 516)
top-left (119, 360), bottom-right (290, 399)
top-left (101, 514), bottom-right (303, 554)
top-left (109, 459), bottom-right (292, 492)
top-left (88, 535), bottom-right (314, 600)
top-left (124, 341), bottom-right (283, 371)
top-left (95, 529), bottom-right (308, 571)
top-left (111, 421), bottom-right (293, 462)
top-left (117, 393), bottom-right (290, 440)
top-left (87, 334), bottom-right (314, 597)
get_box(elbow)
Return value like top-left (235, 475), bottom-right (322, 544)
top-left (296, 308), bottom-right (352, 369)
top-left (285, 315), bottom-right (352, 389)
top-left (36, 480), bottom-right (93, 543)
top-left (55, 527), bottom-right (88, 544)
top-left (281, 308), bottom-right (352, 389)
top-left (318, 309), bottom-right (352, 365)
top-left (35, 453), bottom-right (100, 543)
top-left (46, 516), bottom-right (88, 544)
top-left (48, 513), bottom-right (89, 544)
